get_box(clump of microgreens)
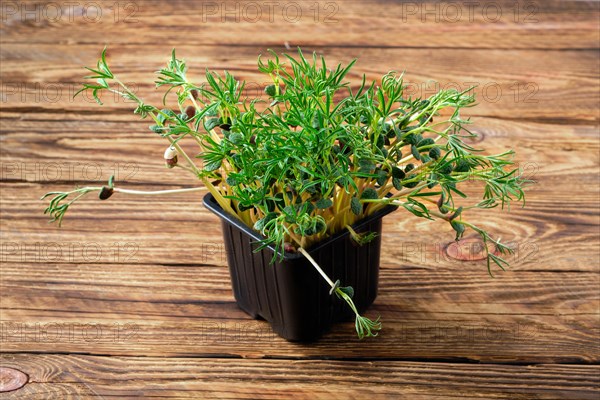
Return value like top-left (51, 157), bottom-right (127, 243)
top-left (42, 48), bottom-right (528, 339)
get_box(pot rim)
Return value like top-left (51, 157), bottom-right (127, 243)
top-left (203, 193), bottom-right (398, 260)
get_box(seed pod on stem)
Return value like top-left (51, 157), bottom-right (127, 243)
top-left (164, 146), bottom-right (178, 169)
top-left (184, 105), bottom-right (196, 120)
top-left (98, 186), bottom-right (113, 200)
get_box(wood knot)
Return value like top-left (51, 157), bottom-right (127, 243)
top-left (445, 238), bottom-right (496, 261)
top-left (0, 367), bottom-right (28, 392)
top-left (464, 130), bottom-right (486, 145)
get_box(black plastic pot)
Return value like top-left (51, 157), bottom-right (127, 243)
top-left (203, 193), bottom-right (397, 341)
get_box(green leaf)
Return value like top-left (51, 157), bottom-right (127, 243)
top-left (361, 188), bottom-right (378, 200)
top-left (339, 286), bottom-right (354, 298)
top-left (411, 144), bottom-right (421, 161)
top-left (315, 198), bottom-right (333, 209)
top-left (448, 184), bottom-right (468, 198)
top-left (204, 159), bottom-right (222, 172)
top-left (391, 166), bottom-right (405, 179)
top-left (375, 169), bottom-right (388, 186)
top-left (265, 84), bottom-right (278, 97)
top-left (454, 159), bottom-right (471, 172)
top-left (350, 230), bottom-right (378, 246)
top-left (205, 117), bottom-right (220, 131)
top-left (417, 137), bottom-right (435, 148)
top-left (437, 193), bottom-right (448, 214)
top-left (405, 132), bottom-right (422, 145)
top-left (226, 174), bottom-right (243, 186)
top-left (253, 212), bottom-right (277, 232)
top-left (429, 147), bottom-right (441, 160)
top-left (358, 158), bottom-right (376, 173)
top-left (451, 220), bottom-right (465, 240)
top-left (302, 201), bottom-right (316, 215)
top-left (350, 197), bottom-right (362, 215)
top-left (402, 200), bottom-right (431, 219)
top-left (229, 132), bottom-right (244, 146)
top-left (449, 206), bottom-right (463, 221)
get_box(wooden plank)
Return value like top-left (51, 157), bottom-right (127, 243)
top-left (1, 0), bottom-right (598, 50)
top-left (1, 258), bottom-right (598, 362)
top-left (1, 44), bottom-right (598, 122)
top-left (1, 355), bottom-right (598, 399)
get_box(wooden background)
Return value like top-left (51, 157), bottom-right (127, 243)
top-left (1, 0), bottom-right (599, 398)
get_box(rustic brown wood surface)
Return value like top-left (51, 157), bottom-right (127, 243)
top-left (1, 0), bottom-right (599, 398)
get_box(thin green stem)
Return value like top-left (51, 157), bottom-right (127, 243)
top-left (114, 187), bottom-right (207, 196)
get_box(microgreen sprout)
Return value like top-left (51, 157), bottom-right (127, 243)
top-left (43, 48), bottom-right (529, 338)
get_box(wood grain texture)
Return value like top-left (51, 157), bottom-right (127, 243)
top-left (1, 0), bottom-right (599, 398)
top-left (1, 0), bottom-right (598, 50)
top-left (1, 355), bottom-right (599, 399)
top-left (1, 44), bottom-right (598, 122)
top-left (2, 178), bottom-right (598, 271)
top-left (1, 114), bottom-right (598, 184)
top-left (1, 261), bottom-right (598, 362)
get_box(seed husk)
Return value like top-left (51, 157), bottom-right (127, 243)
top-left (185, 105), bottom-right (196, 119)
top-left (165, 155), bottom-right (178, 169)
top-left (98, 186), bottom-right (113, 200)
top-left (164, 146), bottom-right (178, 169)
top-left (284, 242), bottom-right (296, 253)
top-left (219, 117), bottom-right (232, 130)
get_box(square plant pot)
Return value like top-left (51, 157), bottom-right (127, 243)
top-left (203, 193), bottom-right (397, 341)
